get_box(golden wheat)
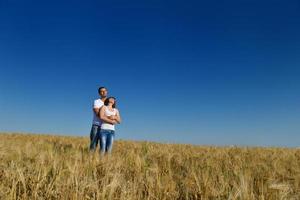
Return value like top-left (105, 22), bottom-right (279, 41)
top-left (0, 133), bottom-right (299, 200)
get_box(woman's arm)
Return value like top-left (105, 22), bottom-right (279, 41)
top-left (99, 106), bottom-right (116, 124)
top-left (114, 109), bottom-right (121, 124)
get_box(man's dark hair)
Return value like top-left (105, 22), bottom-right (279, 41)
top-left (104, 97), bottom-right (116, 108)
top-left (98, 86), bottom-right (106, 94)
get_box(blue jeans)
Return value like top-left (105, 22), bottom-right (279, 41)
top-left (90, 125), bottom-right (101, 151)
top-left (98, 129), bottom-right (115, 154)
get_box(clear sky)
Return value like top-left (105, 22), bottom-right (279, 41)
top-left (0, 0), bottom-right (299, 147)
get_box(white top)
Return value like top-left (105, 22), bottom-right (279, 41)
top-left (101, 106), bottom-right (118, 131)
top-left (92, 99), bottom-right (104, 126)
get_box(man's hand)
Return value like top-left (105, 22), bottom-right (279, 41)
top-left (109, 120), bottom-right (118, 125)
top-left (108, 115), bottom-right (116, 120)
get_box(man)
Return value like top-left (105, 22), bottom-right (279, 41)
top-left (90, 86), bottom-right (107, 150)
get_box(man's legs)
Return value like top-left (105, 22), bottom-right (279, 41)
top-left (89, 125), bottom-right (100, 151)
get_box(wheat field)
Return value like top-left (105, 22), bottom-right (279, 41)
top-left (0, 133), bottom-right (299, 200)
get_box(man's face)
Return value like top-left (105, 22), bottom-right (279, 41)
top-left (99, 88), bottom-right (107, 98)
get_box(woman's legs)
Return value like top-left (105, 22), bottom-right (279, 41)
top-left (99, 129), bottom-right (115, 154)
top-left (99, 130), bottom-right (107, 154)
top-left (106, 131), bottom-right (115, 153)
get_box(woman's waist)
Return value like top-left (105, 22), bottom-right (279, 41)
top-left (101, 123), bottom-right (115, 130)
top-left (100, 129), bottom-right (115, 134)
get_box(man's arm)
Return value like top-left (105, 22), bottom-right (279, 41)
top-left (93, 100), bottom-right (102, 116)
top-left (93, 107), bottom-right (100, 116)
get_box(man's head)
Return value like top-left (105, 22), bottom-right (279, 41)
top-left (98, 86), bottom-right (108, 98)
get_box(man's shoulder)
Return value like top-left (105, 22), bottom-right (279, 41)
top-left (94, 99), bottom-right (104, 107)
top-left (94, 98), bottom-right (101, 103)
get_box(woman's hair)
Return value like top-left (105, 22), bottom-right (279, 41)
top-left (104, 97), bottom-right (116, 108)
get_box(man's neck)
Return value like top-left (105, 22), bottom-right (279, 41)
top-left (100, 97), bottom-right (106, 102)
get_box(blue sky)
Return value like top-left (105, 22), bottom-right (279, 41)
top-left (0, 0), bottom-right (300, 146)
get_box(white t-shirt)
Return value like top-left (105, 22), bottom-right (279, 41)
top-left (101, 106), bottom-right (118, 131)
top-left (92, 99), bottom-right (104, 126)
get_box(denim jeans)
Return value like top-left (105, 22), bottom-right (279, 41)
top-left (98, 129), bottom-right (115, 154)
top-left (89, 124), bottom-right (101, 151)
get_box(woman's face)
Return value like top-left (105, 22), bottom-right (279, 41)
top-left (108, 98), bottom-right (115, 105)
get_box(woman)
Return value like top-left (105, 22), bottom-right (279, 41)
top-left (97, 97), bottom-right (121, 154)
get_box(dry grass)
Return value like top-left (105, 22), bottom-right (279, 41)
top-left (0, 133), bottom-right (299, 200)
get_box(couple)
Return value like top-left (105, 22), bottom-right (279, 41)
top-left (89, 86), bottom-right (121, 154)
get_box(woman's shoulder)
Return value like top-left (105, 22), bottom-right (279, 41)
top-left (101, 105), bottom-right (108, 110)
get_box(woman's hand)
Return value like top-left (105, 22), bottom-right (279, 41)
top-left (107, 116), bottom-right (118, 124)
top-left (114, 110), bottom-right (121, 124)
top-left (99, 107), bottom-right (116, 124)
